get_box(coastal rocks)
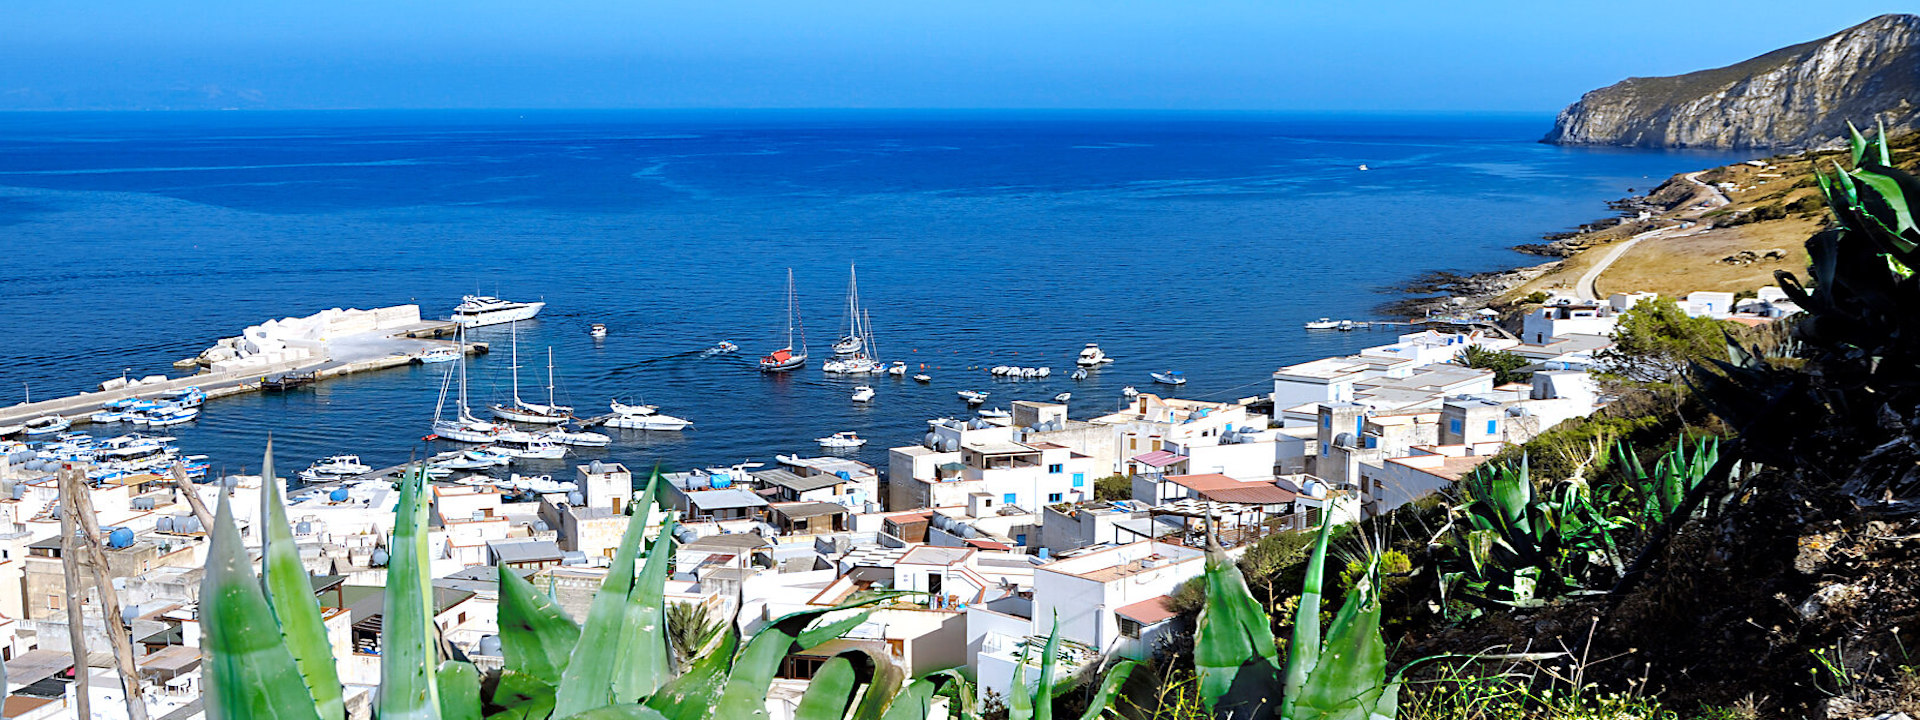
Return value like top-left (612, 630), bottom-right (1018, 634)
top-left (1544, 14), bottom-right (1920, 149)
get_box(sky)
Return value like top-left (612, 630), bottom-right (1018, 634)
top-left (0, 2), bottom-right (1908, 112)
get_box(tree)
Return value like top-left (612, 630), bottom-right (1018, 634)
top-left (1093, 474), bottom-right (1132, 502)
top-left (1453, 345), bottom-right (1532, 385)
top-left (1596, 296), bottom-right (1730, 385)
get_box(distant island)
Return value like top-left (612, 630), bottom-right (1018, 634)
top-left (1544, 13), bottom-right (1920, 149)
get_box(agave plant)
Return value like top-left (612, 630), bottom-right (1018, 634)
top-left (1437, 458), bottom-right (1626, 613)
top-left (1608, 436), bottom-right (1726, 527)
top-left (1194, 516), bottom-right (1410, 720)
top-left (201, 444), bottom-right (1152, 720)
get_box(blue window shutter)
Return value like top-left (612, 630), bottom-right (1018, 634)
top-left (1486, 419), bottom-right (1497, 434)
top-left (1450, 418), bottom-right (1462, 434)
top-left (1072, 473), bottom-right (1085, 488)
top-left (1003, 493), bottom-right (1017, 505)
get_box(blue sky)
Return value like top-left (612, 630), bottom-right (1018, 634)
top-left (0, 2), bottom-right (1906, 111)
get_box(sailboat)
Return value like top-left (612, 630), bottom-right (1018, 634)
top-left (491, 327), bottom-right (574, 424)
top-left (824, 266), bottom-right (882, 374)
top-left (760, 268), bottom-right (809, 373)
top-left (433, 325), bottom-right (512, 443)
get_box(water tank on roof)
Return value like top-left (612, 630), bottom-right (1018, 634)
top-left (710, 473), bottom-right (732, 489)
top-left (371, 548), bottom-right (390, 567)
top-left (182, 517), bottom-right (204, 534)
top-left (590, 460), bottom-right (605, 474)
top-left (940, 438), bottom-right (959, 453)
top-left (1037, 548), bottom-right (1050, 560)
top-left (132, 497), bottom-right (155, 510)
top-left (122, 604), bottom-right (142, 624)
top-left (106, 526), bottom-right (134, 549)
top-left (532, 520), bottom-right (550, 532)
top-left (836, 470), bottom-right (852, 481)
top-left (923, 432), bottom-right (938, 449)
top-left (296, 521), bottom-right (312, 535)
top-left (478, 635), bottom-right (504, 657)
top-left (12, 484), bottom-right (25, 499)
top-left (1333, 432), bottom-right (1356, 448)
top-left (330, 488), bottom-right (350, 502)
top-left (157, 517), bottom-right (175, 533)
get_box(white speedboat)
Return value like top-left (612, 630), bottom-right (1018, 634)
top-left (310, 455), bottom-right (373, 475)
top-left (978, 407), bottom-right (1010, 419)
top-left (22, 416), bottom-right (71, 436)
top-left (913, 374), bottom-right (931, 383)
top-left (90, 409), bottom-right (134, 424)
top-left (606, 401), bottom-right (691, 431)
top-left (542, 427), bottom-right (611, 447)
top-left (822, 356), bottom-right (880, 375)
top-left (816, 432), bottom-right (866, 448)
top-left (98, 434), bottom-right (174, 459)
top-left (851, 385), bottom-right (875, 403)
top-left (451, 295), bottom-right (545, 328)
top-left (711, 341), bottom-right (739, 354)
top-left (144, 406), bottom-right (200, 427)
top-left (0, 423), bottom-right (23, 437)
top-left (1151, 370), bottom-right (1188, 386)
top-left (417, 347), bottom-right (460, 364)
top-left (490, 330), bottom-right (575, 425)
top-left (1121, 386), bottom-right (1139, 398)
top-left (589, 323), bottom-right (608, 339)
top-left (440, 448), bottom-right (512, 469)
top-left (888, 361), bottom-right (907, 376)
top-left (1304, 318), bottom-right (1340, 330)
top-left (1070, 368), bottom-right (1088, 381)
top-left (1077, 343), bottom-right (1114, 367)
top-left (496, 437), bottom-right (568, 460)
top-left (1037, 367), bottom-right (1051, 378)
top-left (958, 390), bottom-right (988, 405)
top-left (1054, 392), bottom-right (1071, 403)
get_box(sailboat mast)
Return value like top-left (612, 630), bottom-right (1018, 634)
top-left (785, 268), bottom-right (796, 349)
top-left (508, 322), bottom-right (522, 404)
top-left (456, 325), bottom-right (468, 413)
top-left (546, 347), bottom-right (556, 407)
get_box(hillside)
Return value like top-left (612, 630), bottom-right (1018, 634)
top-left (1545, 14), bottom-right (1920, 149)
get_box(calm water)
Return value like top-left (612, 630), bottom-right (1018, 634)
top-left (0, 111), bottom-right (1745, 477)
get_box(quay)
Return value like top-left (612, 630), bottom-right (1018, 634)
top-left (0, 314), bottom-right (485, 428)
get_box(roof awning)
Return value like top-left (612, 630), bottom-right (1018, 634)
top-left (1131, 450), bottom-right (1186, 468)
top-left (1114, 595), bottom-right (1177, 626)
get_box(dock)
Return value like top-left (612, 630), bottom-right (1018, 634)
top-left (0, 321), bottom-right (484, 428)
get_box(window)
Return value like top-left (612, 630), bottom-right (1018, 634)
top-left (1321, 442), bottom-right (1329, 456)
top-left (1151, 440), bottom-right (1162, 451)
top-left (1072, 473), bottom-right (1085, 488)
top-left (1306, 505), bottom-right (1322, 527)
top-left (1048, 493), bottom-right (1063, 503)
top-left (1003, 493), bottom-right (1017, 505)
top-left (49, 594), bottom-right (61, 611)
top-left (1321, 415), bottom-right (1331, 428)
top-left (1118, 617), bottom-right (1143, 639)
top-left (1048, 463), bottom-right (1063, 474)
top-left (1129, 438), bottom-right (1138, 450)
top-left (928, 573), bottom-right (944, 596)
top-left (1486, 420), bottom-right (1497, 435)
top-left (1015, 533), bottom-right (1027, 546)
top-left (1449, 418), bottom-right (1463, 434)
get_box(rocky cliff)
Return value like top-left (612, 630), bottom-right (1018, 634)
top-left (1544, 14), bottom-right (1920, 149)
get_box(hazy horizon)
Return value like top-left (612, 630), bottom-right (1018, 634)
top-left (1, 3), bottom-right (1908, 113)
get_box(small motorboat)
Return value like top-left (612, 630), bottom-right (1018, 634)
top-left (888, 361), bottom-right (907, 376)
top-left (543, 427), bottom-right (611, 447)
top-left (817, 431), bottom-right (867, 448)
top-left (589, 323), bottom-right (608, 339)
top-left (712, 341), bottom-right (739, 354)
top-left (1304, 318), bottom-right (1340, 330)
top-left (1077, 343), bottom-right (1114, 367)
top-left (978, 407), bottom-right (1010, 419)
top-left (606, 400), bottom-right (692, 431)
top-left (159, 387), bottom-right (206, 408)
top-left (991, 366), bottom-right (1010, 376)
top-left (261, 372), bottom-right (317, 392)
top-left (23, 416), bottom-right (72, 436)
top-left (1037, 367), bottom-right (1051, 378)
top-left (144, 405), bottom-right (200, 427)
top-left (1151, 370), bottom-right (1188, 386)
top-left (417, 347), bottom-right (461, 364)
top-left (851, 385), bottom-right (875, 403)
top-left (957, 390), bottom-right (989, 405)
top-left (0, 423), bottom-right (23, 437)
top-left (913, 373), bottom-right (932, 383)
top-left (495, 437), bottom-right (569, 460)
top-left (1054, 392), bottom-right (1071, 403)
top-left (299, 455), bottom-right (374, 483)
top-left (90, 409), bottom-right (134, 424)
top-left (1070, 368), bottom-right (1088, 381)
top-left (1121, 386), bottom-right (1139, 398)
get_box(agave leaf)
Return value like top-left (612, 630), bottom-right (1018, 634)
top-left (381, 464), bottom-right (442, 719)
top-left (877, 679), bottom-right (937, 720)
top-left (554, 494), bottom-right (649, 715)
top-left (1196, 527), bottom-right (1286, 717)
top-left (793, 657), bottom-right (859, 720)
top-left (797, 609), bottom-right (872, 653)
top-left (555, 707), bottom-right (672, 720)
top-left (1849, 121), bottom-right (1868, 166)
top-left (259, 440), bottom-right (346, 720)
top-left (847, 646), bottom-right (909, 720)
top-left (498, 567), bottom-right (582, 687)
top-left (199, 491), bottom-right (324, 720)
top-left (488, 671), bottom-right (559, 719)
top-left (1034, 621), bottom-right (1059, 720)
top-left (1075, 660), bottom-right (1135, 720)
top-left (1008, 643), bottom-right (1033, 720)
top-left (438, 661), bottom-right (482, 720)
top-left (1286, 579), bottom-right (1389, 720)
top-left (1852, 169), bottom-right (1917, 238)
top-left (612, 510), bottom-right (676, 702)
top-left (1877, 118), bottom-right (1893, 166)
top-left (645, 622), bottom-right (739, 720)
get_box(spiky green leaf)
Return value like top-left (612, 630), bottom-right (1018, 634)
top-left (199, 490), bottom-right (324, 720)
top-left (793, 656), bottom-right (859, 720)
top-left (498, 566), bottom-right (581, 687)
top-left (380, 465), bottom-right (441, 719)
top-left (438, 661), bottom-right (482, 720)
top-left (259, 439), bottom-right (346, 720)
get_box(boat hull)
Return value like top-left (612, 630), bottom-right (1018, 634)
top-left (451, 301), bottom-right (545, 328)
top-left (490, 404), bottom-right (573, 425)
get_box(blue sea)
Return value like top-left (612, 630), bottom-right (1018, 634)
top-left (0, 110), bottom-right (1745, 477)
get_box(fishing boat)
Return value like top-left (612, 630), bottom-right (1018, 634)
top-left (957, 390), bottom-right (988, 405)
top-left (1304, 318), bottom-right (1340, 330)
top-left (0, 424), bottom-right (23, 437)
top-left (913, 373), bottom-right (932, 383)
top-left (1077, 343), bottom-right (1114, 367)
top-left (589, 323), bottom-right (608, 339)
top-left (90, 409), bottom-right (134, 424)
top-left (417, 347), bottom-right (460, 364)
top-left (816, 431), bottom-right (866, 448)
top-left (888, 361), bottom-right (907, 376)
top-left (159, 387), bottom-right (206, 408)
top-left (606, 400), bottom-right (692, 431)
top-left (978, 407), bottom-right (1010, 419)
top-left (144, 405), bottom-right (200, 427)
top-left (23, 416), bottom-right (72, 436)
top-left (491, 330), bottom-right (575, 424)
top-left (1054, 392), bottom-right (1072, 403)
top-left (261, 371), bottom-right (317, 391)
top-left (760, 269), bottom-right (809, 373)
top-left (451, 295), bottom-right (545, 328)
top-left (850, 385), bottom-right (875, 403)
top-left (1070, 368), bottom-right (1088, 381)
top-left (1151, 370), bottom-right (1188, 386)
top-left (432, 327), bottom-right (513, 443)
top-left (712, 341), bottom-right (739, 354)
top-left (542, 426), bottom-right (611, 447)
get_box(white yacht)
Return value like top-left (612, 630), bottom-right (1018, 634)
top-left (542, 427), bottom-right (611, 447)
top-left (913, 373), bottom-right (932, 383)
top-left (451, 295), bottom-right (545, 328)
top-left (850, 385), bottom-right (875, 403)
top-left (888, 361), bottom-right (908, 376)
top-left (1151, 370), bottom-right (1188, 386)
top-left (1304, 318), bottom-right (1341, 330)
top-left (605, 400), bottom-right (691, 431)
top-left (495, 436), bottom-right (568, 460)
top-left (1077, 343), bottom-right (1114, 367)
top-left (816, 432), bottom-right (866, 448)
top-left (589, 323), bottom-right (608, 339)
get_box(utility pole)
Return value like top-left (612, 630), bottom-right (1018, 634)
top-left (57, 465), bottom-right (90, 720)
top-left (61, 463), bottom-right (151, 720)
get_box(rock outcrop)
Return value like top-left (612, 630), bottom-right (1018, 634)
top-left (1545, 14), bottom-right (1920, 149)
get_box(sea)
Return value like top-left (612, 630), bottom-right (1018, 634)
top-left (0, 110), bottom-right (1747, 479)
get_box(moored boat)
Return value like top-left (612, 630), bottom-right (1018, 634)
top-left (851, 385), bottom-right (875, 403)
top-left (1304, 318), bottom-right (1340, 330)
top-left (24, 416), bottom-right (72, 436)
top-left (1077, 343), bottom-right (1114, 367)
top-left (913, 373), bottom-right (932, 383)
top-left (957, 390), bottom-right (988, 405)
top-left (417, 347), bottom-right (460, 364)
top-left (451, 295), bottom-right (545, 328)
top-left (816, 431), bottom-right (866, 448)
top-left (760, 269), bottom-right (810, 373)
top-left (1151, 370), bottom-right (1187, 386)
top-left (589, 323), bottom-right (608, 338)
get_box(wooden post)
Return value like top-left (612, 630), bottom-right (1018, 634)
top-left (169, 462), bottom-right (215, 531)
top-left (56, 465), bottom-right (90, 720)
top-left (62, 464), bottom-right (151, 720)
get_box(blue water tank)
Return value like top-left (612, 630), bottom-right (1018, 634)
top-left (106, 527), bottom-right (134, 549)
top-left (710, 473), bottom-right (732, 489)
top-left (157, 517), bottom-right (175, 533)
top-left (330, 488), bottom-right (350, 502)
top-left (836, 471), bottom-right (852, 481)
top-left (371, 548), bottom-right (390, 567)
